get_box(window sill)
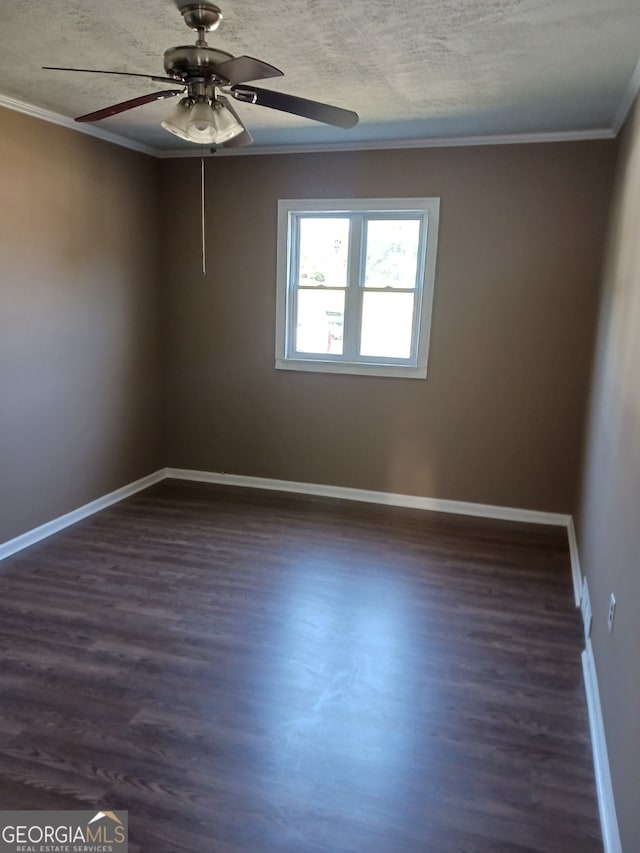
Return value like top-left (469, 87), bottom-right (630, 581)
top-left (275, 358), bottom-right (428, 379)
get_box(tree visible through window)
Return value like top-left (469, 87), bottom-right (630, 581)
top-left (276, 198), bottom-right (440, 379)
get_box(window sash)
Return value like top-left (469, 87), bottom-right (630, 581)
top-left (287, 211), bottom-right (428, 365)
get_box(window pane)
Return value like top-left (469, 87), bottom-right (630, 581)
top-left (360, 292), bottom-right (415, 358)
top-left (296, 290), bottom-right (345, 354)
top-left (298, 218), bottom-right (350, 287)
top-left (364, 219), bottom-right (421, 289)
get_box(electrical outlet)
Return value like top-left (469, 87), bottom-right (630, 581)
top-left (580, 578), bottom-right (592, 639)
top-left (608, 593), bottom-right (616, 633)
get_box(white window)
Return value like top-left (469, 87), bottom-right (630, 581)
top-left (275, 198), bottom-right (440, 379)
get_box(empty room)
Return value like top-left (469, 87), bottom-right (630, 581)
top-left (0, 1), bottom-right (639, 851)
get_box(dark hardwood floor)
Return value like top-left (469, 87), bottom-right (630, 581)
top-left (0, 480), bottom-right (601, 852)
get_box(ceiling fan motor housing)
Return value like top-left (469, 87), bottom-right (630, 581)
top-left (164, 45), bottom-right (233, 79)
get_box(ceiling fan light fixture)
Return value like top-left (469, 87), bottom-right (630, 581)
top-left (162, 97), bottom-right (244, 145)
top-left (185, 99), bottom-right (218, 143)
top-left (160, 98), bottom-right (193, 140)
top-left (211, 101), bottom-right (244, 142)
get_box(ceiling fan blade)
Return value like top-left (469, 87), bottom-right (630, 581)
top-left (75, 90), bottom-right (184, 122)
top-left (230, 85), bottom-right (359, 129)
top-left (217, 95), bottom-right (254, 148)
top-left (43, 66), bottom-right (183, 86)
top-left (212, 55), bottom-right (283, 85)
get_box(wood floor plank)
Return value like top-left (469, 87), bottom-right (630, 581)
top-left (0, 480), bottom-right (601, 851)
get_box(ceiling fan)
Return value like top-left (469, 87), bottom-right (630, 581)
top-left (43, 1), bottom-right (360, 148)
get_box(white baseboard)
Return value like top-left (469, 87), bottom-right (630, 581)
top-left (1, 465), bottom-right (574, 561)
top-left (0, 469), bottom-right (166, 561)
top-left (165, 467), bottom-right (571, 527)
top-left (1, 466), bottom-right (570, 563)
top-left (570, 532), bottom-right (622, 851)
top-left (567, 517), bottom-right (583, 607)
top-left (582, 639), bottom-right (623, 853)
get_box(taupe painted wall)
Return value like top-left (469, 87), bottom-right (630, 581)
top-left (577, 97), bottom-right (640, 852)
top-left (0, 108), bottom-right (163, 543)
top-left (0, 103), bottom-right (634, 840)
top-left (160, 142), bottom-right (615, 513)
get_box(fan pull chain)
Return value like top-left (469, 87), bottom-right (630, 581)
top-left (201, 158), bottom-right (206, 276)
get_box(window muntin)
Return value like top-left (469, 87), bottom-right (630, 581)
top-left (276, 198), bottom-right (439, 379)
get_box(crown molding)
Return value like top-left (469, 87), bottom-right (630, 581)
top-left (612, 56), bottom-right (640, 135)
top-left (158, 128), bottom-right (615, 158)
top-left (0, 93), bottom-right (157, 157)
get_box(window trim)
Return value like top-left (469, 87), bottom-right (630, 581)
top-left (275, 197), bottom-right (440, 379)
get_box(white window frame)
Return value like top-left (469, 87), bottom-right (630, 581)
top-left (275, 197), bottom-right (440, 379)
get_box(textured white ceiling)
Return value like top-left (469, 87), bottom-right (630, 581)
top-left (0, 0), bottom-right (639, 152)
